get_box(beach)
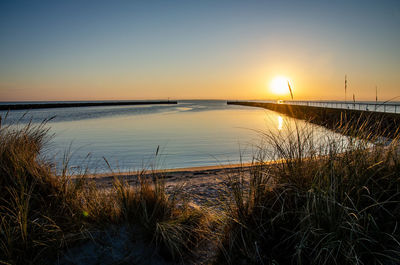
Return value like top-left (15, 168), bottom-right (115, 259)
top-left (89, 163), bottom-right (254, 206)
top-left (3, 104), bottom-right (400, 264)
top-left (3, 1), bottom-right (400, 263)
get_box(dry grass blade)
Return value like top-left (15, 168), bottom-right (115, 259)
top-left (216, 121), bottom-right (400, 264)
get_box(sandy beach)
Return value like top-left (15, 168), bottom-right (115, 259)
top-left (88, 163), bottom-right (255, 206)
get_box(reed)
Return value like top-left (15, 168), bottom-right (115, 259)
top-left (216, 122), bottom-right (400, 264)
top-left (2, 114), bottom-right (399, 264)
top-left (0, 120), bottom-right (82, 264)
top-left (0, 118), bottom-right (208, 264)
top-left (112, 174), bottom-right (208, 261)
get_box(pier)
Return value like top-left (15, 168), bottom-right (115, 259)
top-left (0, 100), bottom-right (178, 111)
top-left (267, 100), bottom-right (400, 114)
top-left (228, 101), bottom-right (400, 139)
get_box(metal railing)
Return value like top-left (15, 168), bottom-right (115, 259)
top-left (255, 100), bottom-right (400, 114)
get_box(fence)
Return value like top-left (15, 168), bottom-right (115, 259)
top-left (256, 100), bottom-right (400, 114)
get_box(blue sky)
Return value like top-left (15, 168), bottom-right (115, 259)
top-left (1, 0), bottom-right (399, 101)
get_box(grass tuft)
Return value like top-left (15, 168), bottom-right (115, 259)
top-left (113, 174), bottom-right (208, 260)
top-left (0, 119), bottom-right (208, 264)
top-left (2, 114), bottom-right (399, 265)
top-left (216, 122), bottom-right (400, 264)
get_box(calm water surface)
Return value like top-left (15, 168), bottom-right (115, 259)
top-left (1, 100), bottom-right (342, 173)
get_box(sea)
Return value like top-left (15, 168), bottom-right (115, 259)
top-left (0, 100), bottom-right (345, 173)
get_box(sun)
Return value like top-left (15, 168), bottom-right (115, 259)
top-left (270, 76), bottom-right (290, 95)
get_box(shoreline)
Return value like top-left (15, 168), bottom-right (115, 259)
top-left (82, 163), bottom-right (256, 188)
top-left (84, 162), bottom-right (276, 206)
top-left (86, 162), bottom-right (255, 179)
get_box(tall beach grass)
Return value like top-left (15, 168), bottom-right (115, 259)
top-left (1, 114), bottom-right (400, 265)
top-left (216, 122), bottom-right (400, 264)
top-left (0, 118), bottom-right (208, 265)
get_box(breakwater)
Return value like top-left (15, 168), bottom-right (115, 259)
top-left (228, 101), bottom-right (400, 139)
top-left (0, 100), bottom-right (178, 111)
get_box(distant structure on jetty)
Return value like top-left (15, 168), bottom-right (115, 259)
top-left (228, 101), bottom-right (400, 139)
top-left (0, 100), bottom-right (178, 111)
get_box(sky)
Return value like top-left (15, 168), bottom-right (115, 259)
top-left (0, 0), bottom-right (399, 101)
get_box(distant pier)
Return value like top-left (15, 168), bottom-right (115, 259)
top-left (0, 100), bottom-right (178, 111)
top-left (228, 101), bottom-right (400, 139)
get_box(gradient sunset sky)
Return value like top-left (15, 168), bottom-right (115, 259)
top-left (1, 0), bottom-right (399, 101)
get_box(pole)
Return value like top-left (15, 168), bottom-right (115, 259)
top-left (345, 75), bottom-right (347, 103)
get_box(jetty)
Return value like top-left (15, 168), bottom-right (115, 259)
top-left (228, 101), bottom-right (400, 139)
top-left (0, 100), bottom-right (178, 111)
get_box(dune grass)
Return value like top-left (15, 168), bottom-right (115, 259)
top-left (0, 119), bottom-right (208, 265)
top-left (2, 115), bottom-right (400, 265)
top-left (216, 123), bottom-right (400, 264)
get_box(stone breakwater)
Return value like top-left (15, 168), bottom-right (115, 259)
top-left (228, 101), bottom-right (400, 139)
top-left (0, 100), bottom-right (178, 111)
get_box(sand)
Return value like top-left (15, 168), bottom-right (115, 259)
top-left (58, 164), bottom-right (255, 265)
top-left (88, 163), bottom-right (254, 206)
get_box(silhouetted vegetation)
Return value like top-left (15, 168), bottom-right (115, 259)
top-left (216, 123), bottom-right (400, 265)
top-left (0, 119), bottom-right (207, 265)
top-left (1, 116), bottom-right (400, 265)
